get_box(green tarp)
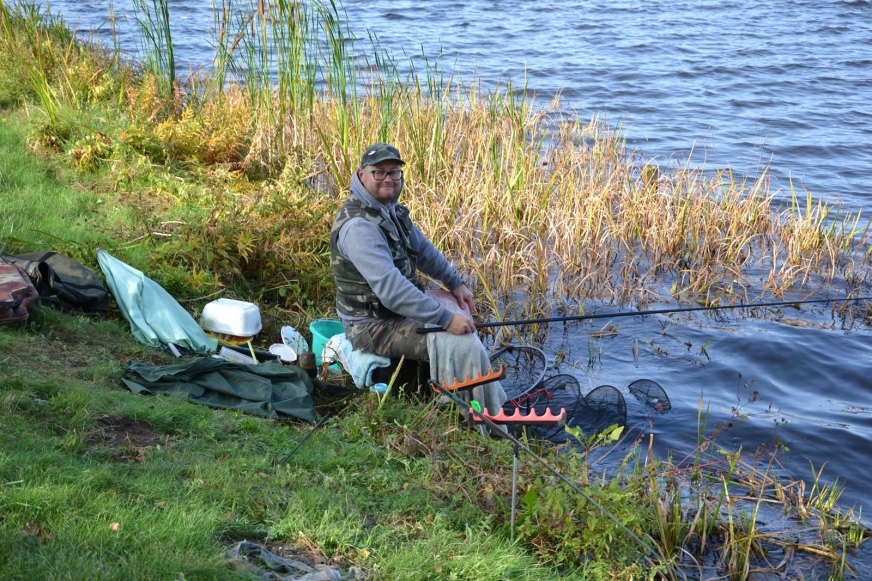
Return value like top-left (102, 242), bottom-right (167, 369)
top-left (97, 248), bottom-right (218, 354)
top-left (122, 358), bottom-right (316, 422)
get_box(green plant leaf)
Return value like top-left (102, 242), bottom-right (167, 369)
top-left (565, 425), bottom-right (584, 443)
top-left (521, 487), bottom-right (538, 512)
top-left (605, 425), bottom-right (623, 442)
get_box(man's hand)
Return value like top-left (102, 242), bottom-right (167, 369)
top-left (452, 284), bottom-right (475, 314)
top-left (446, 312), bottom-right (476, 335)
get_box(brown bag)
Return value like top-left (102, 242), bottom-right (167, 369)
top-left (0, 259), bottom-right (39, 324)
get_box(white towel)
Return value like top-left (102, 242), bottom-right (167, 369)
top-left (426, 331), bottom-right (507, 418)
top-left (323, 333), bottom-right (392, 388)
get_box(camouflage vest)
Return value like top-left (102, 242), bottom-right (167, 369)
top-left (330, 196), bottom-right (420, 319)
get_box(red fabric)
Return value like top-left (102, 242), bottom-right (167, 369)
top-left (0, 261), bottom-right (39, 323)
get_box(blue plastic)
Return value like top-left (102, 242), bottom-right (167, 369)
top-left (309, 319), bottom-right (344, 368)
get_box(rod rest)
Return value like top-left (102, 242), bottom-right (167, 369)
top-left (470, 406), bottom-right (566, 426)
top-left (431, 365), bottom-right (505, 394)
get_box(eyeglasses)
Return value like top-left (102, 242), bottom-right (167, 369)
top-left (363, 167), bottom-right (404, 181)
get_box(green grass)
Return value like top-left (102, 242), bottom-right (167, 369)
top-left (0, 306), bottom-right (564, 581)
top-left (1, 106), bottom-right (867, 577)
top-left (1, 2), bottom-right (869, 577)
top-left (0, 167), bottom-right (565, 577)
top-left (0, 116), bottom-right (106, 262)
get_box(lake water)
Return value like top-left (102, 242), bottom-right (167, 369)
top-left (40, 0), bottom-right (872, 528)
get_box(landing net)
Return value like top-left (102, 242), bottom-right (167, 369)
top-left (488, 345), bottom-right (547, 401)
top-left (488, 346), bottom-right (669, 443)
top-left (628, 379), bottom-right (671, 411)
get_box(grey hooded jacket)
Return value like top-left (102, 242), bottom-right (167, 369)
top-left (330, 172), bottom-right (464, 329)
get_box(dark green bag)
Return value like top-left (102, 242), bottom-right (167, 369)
top-left (122, 358), bottom-right (316, 422)
top-left (3, 251), bottom-right (109, 315)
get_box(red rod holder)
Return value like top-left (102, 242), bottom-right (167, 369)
top-left (470, 407), bottom-right (566, 426)
top-left (432, 365), bottom-right (505, 394)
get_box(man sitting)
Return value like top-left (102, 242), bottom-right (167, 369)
top-left (330, 143), bottom-right (505, 413)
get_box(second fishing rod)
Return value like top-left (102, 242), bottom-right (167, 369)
top-left (417, 295), bottom-right (872, 333)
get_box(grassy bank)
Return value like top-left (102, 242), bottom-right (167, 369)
top-left (1, 1), bottom-right (870, 579)
top-left (1, 298), bottom-right (867, 579)
top-left (0, 304), bottom-right (557, 580)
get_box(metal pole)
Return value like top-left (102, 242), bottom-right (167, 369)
top-left (510, 441), bottom-right (519, 541)
top-left (429, 381), bottom-right (674, 573)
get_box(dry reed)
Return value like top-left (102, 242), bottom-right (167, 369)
top-left (5, 0), bottom-right (869, 322)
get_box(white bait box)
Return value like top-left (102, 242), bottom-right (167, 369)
top-left (199, 298), bottom-right (262, 338)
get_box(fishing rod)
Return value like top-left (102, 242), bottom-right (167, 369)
top-left (417, 295), bottom-right (872, 333)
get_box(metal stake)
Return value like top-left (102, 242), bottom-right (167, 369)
top-left (510, 440), bottom-right (519, 540)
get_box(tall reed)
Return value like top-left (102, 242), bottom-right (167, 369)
top-left (205, 1), bottom-right (869, 320)
top-left (131, 0), bottom-right (175, 97)
top-left (5, 0), bottom-right (870, 323)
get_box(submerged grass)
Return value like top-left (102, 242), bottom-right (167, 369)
top-left (1, 1), bottom-right (871, 578)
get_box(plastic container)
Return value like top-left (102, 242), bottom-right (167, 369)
top-left (309, 319), bottom-right (345, 367)
top-left (200, 298), bottom-right (262, 342)
top-left (268, 343), bottom-right (297, 364)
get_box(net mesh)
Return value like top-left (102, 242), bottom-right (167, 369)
top-left (628, 379), bottom-right (671, 412)
top-left (580, 385), bottom-right (628, 436)
top-left (524, 374), bottom-right (583, 440)
top-left (513, 377), bottom-right (628, 442)
top-left (485, 346), bottom-right (664, 443)
top-left (488, 345), bottom-right (547, 401)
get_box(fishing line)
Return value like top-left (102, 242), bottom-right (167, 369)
top-left (417, 295), bottom-right (872, 333)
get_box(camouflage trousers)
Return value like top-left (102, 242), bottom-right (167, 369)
top-left (344, 317), bottom-right (430, 361)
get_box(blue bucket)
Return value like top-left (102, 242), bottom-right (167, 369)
top-left (309, 319), bottom-right (345, 368)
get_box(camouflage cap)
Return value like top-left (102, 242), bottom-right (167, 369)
top-left (360, 143), bottom-right (405, 167)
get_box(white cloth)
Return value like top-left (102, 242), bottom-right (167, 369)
top-left (426, 331), bottom-right (507, 417)
top-left (322, 333), bottom-right (391, 388)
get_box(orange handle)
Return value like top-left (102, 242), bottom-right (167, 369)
top-left (470, 406), bottom-right (566, 426)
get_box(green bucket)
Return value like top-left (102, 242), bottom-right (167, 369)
top-left (309, 319), bottom-right (345, 368)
